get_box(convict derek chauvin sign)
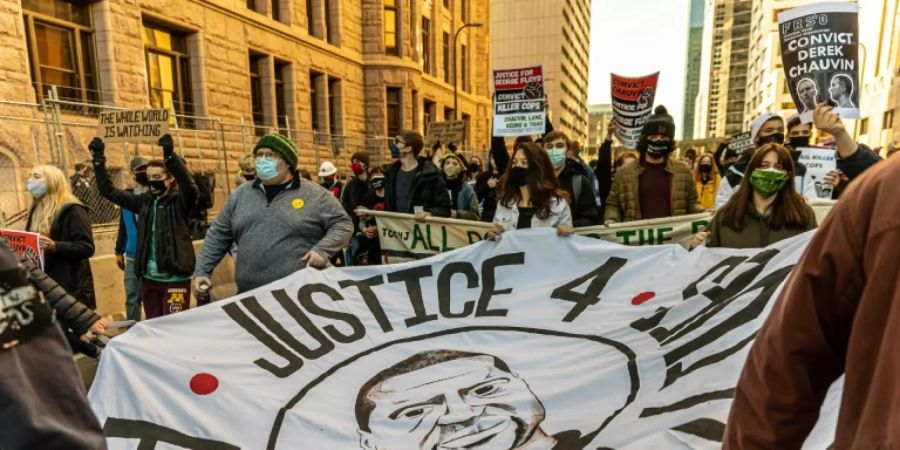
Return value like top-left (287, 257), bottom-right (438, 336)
top-left (89, 230), bottom-right (840, 449)
top-left (97, 108), bottom-right (171, 143)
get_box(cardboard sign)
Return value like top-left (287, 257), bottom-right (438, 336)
top-left (425, 121), bottom-right (467, 148)
top-left (493, 65), bottom-right (546, 136)
top-left (727, 131), bottom-right (755, 155)
top-left (0, 229), bottom-right (43, 269)
top-left (797, 147), bottom-right (838, 199)
top-left (97, 109), bottom-right (171, 143)
top-left (611, 73), bottom-right (659, 148)
top-left (779, 3), bottom-right (860, 123)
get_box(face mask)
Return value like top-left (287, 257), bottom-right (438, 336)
top-left (699, 163), bottom-right (713, 173)
top-left (148, 180), bottom-right (168, 196)
top-left (509, 167), bottom-right (528, 187)
top-left (351, 162), bottom-right (366, 175)
top-left (322, 176), bottom-right (335, 186)
top-left (26, 181), bottom-right (47, 198)
top-left (749, 169), bottom-right (789, 198)
top-left (468, 163), bottom-right (481, 173)
top-left (389, 142), bottom-right (407, 158)
top-left (547, 149), bottom-right (566, 168)
top-left (789, 135), bottom-right (810, 149)
top-left (444, 164), bottom-right (461, 178)
top-left (646, 141), bottom-right (673, 157)
top-left (135, 172), bottom-right (149, 186)
top-left (757, 133), bottom-right (785, 147)
top-left (256, 157), bottom-right (279, 180)
top-left (370, 177), bottom-right (385, 190)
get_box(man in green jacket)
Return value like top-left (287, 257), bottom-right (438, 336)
top-left (604, 105), bottom-right (703, 224)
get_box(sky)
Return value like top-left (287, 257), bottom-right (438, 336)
top-left (589, 0), bottom-right (692, 138)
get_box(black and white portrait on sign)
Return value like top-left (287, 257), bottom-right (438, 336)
top-left (271, 329), bottom-right (638, 450)
top-left (828, 74), bottom-right (856, 109)
top-left (796, 78), bottom-right (819, 115)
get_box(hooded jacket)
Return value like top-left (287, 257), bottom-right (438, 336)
top-left (604, 157), bottom-right (703, 222)
top-left (557, 159), bottom-right (601, 227)
top-left (384, 158), bottom-right (452, 217)
top-left (95, 154), bottom-right (198, 278)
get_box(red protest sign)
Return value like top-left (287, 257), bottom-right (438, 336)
top-left (1, 229), bottom-right (44, 269)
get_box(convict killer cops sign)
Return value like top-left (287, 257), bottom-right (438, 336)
top-left (493, 66), bottom-right (546, 137)
top-left (89, 231), bottom-right (839, 449)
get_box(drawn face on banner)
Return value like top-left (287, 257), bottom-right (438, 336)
top-left (796, 78), bottom-right (818, 112)
top-left (828, 74), bottom-right (855, 109)
top-left (357, 352), bottom-right (546, 450)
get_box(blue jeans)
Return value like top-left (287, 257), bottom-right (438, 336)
top-left (124, 256), bottom-right (142, 321)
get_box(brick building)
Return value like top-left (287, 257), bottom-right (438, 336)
top-left (0, 0), bottom-right (492, 222)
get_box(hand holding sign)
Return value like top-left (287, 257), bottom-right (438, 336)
top-left (159, 134), bottom-right (175, 159)
top-left (812, 103), bottom-right (846, 136)
top-left (89, 137), bottom-right (106, 164)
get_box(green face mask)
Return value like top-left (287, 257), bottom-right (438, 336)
top-left (749, 169), bottom-right (789, 197)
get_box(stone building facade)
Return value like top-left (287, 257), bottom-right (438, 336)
top-left (0, 0), bottom-right (492, 222)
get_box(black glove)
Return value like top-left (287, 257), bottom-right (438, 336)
top-left (88, 137), bottom-right (105, 164)
top-left (158, 134), bottom-right (175, 159)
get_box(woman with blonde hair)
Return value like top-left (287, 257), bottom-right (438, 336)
top-left (25, 165), bottom-right (97, 309)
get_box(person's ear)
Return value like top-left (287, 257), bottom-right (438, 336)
top-left (358, 431), bottom-right (376, 450)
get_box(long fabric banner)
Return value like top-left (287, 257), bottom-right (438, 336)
top-left (611, 72), bottom-right (659, 148)
top-left (365, 201), bottom-right (836, 263)
top-left (778, 2), bottom-right (860, 123)
top-left (89, 230), bottom-right (839, 449)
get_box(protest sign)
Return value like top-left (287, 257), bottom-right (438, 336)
top-left (425, 120), bottom-right (467, 148)
top-left (97, 108), bottom-right (171, 143)
top-left (798, 147), bottom-right (838, 199)
top-left (727, 131), bottom-right (755, 156)
top-left (362, 202), bottom-right (835, 263)
top-left (492, 66), bottom-right (546, 136)
top-left (611, 72), bottom-right (659, 148)
top-left (0, 229), bottom-right (43, 269)
top-left (89, 231), bottom-right (838, 449)
top-left (779, 3), bottom-right (860, 123)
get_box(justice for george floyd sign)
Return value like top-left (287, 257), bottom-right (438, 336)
top-left (611, 72), bottom-right (659, 148)
top-left (89, 231), bottom-right (839, 449)
top-left (492, 66), bottom-right (546, 137)
top-left (779, 2), bottom-right (860, 123)
top-left (97, 108), bottom-right (171, 143)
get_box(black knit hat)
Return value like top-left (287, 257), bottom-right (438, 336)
top-left (640, 105), bottom-right (676, 140)
top-left (351, 151), bottom-right (370, 167)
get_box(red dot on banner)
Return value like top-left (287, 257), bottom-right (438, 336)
top-left (190, 373), bottom-right (218, 395)
top-left (631, 291), bottom-right (656, 306)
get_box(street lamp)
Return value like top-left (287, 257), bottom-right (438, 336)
top-left (453, 22), bottom-right (482, 121)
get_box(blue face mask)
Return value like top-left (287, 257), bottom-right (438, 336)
top-left (548, 148), bottom-right (566, 168)
top-left (255, 157), bottom-right (279, 180)
top-left (389, 143), bottom-right (402, 158)
top-left (27, 180), bottom-right (47, 198)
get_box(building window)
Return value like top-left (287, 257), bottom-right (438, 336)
top-left (310, 71), bottom-right (324, 132)
top-left (249, 53), bottom-right (265, 136)
top-left (442, 32), bottom-right (450, 83)
top-left (307, 0), bottom-right (316, 36)
top-left (386, 87), bottom-right (402, 137)
top-left (384, 0), bottom-right (399, 56)
top-left (328, 77), bottom-right (341, 134)
top-left (247, 0), bottom-right (256, 10)
top-left (411, 90), bottom-right (419, 131)
top-left (444, 106), bottom-right (454, 121)
top-left (424, 99), bottom-right (436, 127)
top-left (858, 117), bottom-right (869, 135)
top-left (461, 0), bottom-right (469, 22)
top-left (272, 0), bottom-right (282, 22)
top-left (22, 0), bottom-right (98, 104)
top-left (142, 22), bottom-right (194, 124)
top-left (461, 113), bottom-right (471, 147)
top-left (884, 110), bottom-right (894, 129)
top-left (443, 0), bottom-right (449, 9)
top-left (460, 43), bottom-right (469, 92)
top-left (325, 0), bottom-right (339, 45)
top-left (421, 17), bottom-right (431, 74)
top-left (275, 61), bottom-right (289, 131)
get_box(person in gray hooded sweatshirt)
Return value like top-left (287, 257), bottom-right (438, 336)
top-left (193, 133), bottom-right (353, 294)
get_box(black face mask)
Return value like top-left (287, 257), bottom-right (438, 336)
top-left (242, 173), bottom-right (257, 181)
top-left (757, 133), bottom-right (785, 146)
top-left (789, 135), bottom-right (810, 149)
top-left (509, 167), bottom-right (528, 187)
top-left (699, 164), bottom-right (713, 173)
top-left (468, 163), bottom-right (481, 173)
top-left (322, 177), bottom-right (335, 186)
top-left (148, 180), bottom-right (168, 196)
top-left (370, 177), bottom-right (385, 191)
top-left (135, 172), bottom-right (149, 186)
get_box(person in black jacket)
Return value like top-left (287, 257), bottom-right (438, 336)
top-left (0, 244), bottom-right (107, 450)
top-left (384, 130), bottom-right (451, 218)
top-left (806, 104), bottom-right (882, 199)
top-left (342, 151), bottom-right (372, 231)
top-left (91, 134), bottom-right (198, 319)
top-left (542, 130), bottom-right (601, 226)
top-left (25, 164), bottom-right (97, 310)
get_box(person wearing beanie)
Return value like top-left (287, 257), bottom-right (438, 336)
top-left (542, 130), bottom-right (601, 226)
top-left (342, 151), bottom-right (372, 231)
top-left (193, 133), bottom-right (353, 293)
top-left (384, 129), bottom-right (451, 218)
top-left (604, 105), bottom-right (703, 223)
top-left (91, 134), bottom-right (198, 319)
top-left (441, 153), bottom-right (480, 220)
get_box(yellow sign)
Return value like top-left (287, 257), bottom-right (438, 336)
top-left (292, 198), bottom-right (305, 209)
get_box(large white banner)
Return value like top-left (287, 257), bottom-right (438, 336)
top-left (89, 231), bottom-right (838, 449)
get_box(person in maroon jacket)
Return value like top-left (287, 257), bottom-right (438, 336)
top-left (724, 155), bottom-right (900, 449)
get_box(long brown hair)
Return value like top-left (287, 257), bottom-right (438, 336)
top-left (718, 143), bottom-right (811, 231)
top-left (497, 143), bottom-right (569, 220)
top-left (693, 153), bottom-right (719, 184)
